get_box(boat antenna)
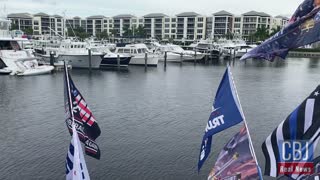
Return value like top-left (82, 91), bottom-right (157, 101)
top-left (63, 11), bottom-right (78, 41)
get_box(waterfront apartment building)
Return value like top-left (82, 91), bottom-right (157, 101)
top-left (8, 12), bottom-right (64, 36)
top-left (175, 12), bottom-right (206, 41)
top-left (212, 10), bottom-right (234, 38)
top-left (7, 11), bottom-right (289, 41)
top-left (241, 11), bottom-right (272, 39)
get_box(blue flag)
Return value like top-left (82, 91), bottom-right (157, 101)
top-left (241, 0), bottom-right (320, 61)
top-left (198, 67), bottom-right (244, 171)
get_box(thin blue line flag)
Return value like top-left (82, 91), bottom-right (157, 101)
top-left (198, 67), bottom-right (244, 171)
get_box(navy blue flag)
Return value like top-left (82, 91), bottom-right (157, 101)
top-left (198, 67), bottom-right (244, 171)
top-left (241, 0), bottom-right (320, 61)
top-left (64, 63), bottom-right (101, 159)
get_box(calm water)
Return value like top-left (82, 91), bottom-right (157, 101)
top-left (1, 58), bottom-right (320, 180)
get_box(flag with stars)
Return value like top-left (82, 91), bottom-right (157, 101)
top-left (66, 124), bottom-right (90, 180)
top-left (262, 85), bottom-right (320, 178)
top-left (241, 0), bottom-right (320, 61)
top-left (64, 63), bottom-right (101, 159)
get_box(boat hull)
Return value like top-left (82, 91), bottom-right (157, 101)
top-left (158, 53), bottom-right (183, 63)
top-left (130, 55), bottom-right (159, 66)
top-left (42, 54), bottom-right (103, 69)
top-left (16, 66), bottom-right (54, 76)
top-left (100, 56), bottom-right (131, 67)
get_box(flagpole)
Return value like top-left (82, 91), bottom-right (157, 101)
top-left (227, 66), bottom-right (259, 166)
top-left (64, 61), bottom-right (75, 126)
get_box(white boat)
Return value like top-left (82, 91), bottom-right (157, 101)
top-left (188, 39), bottom-right (221, 59)
top-left (15, 59), bottom-right (54, 76)
top-left (0, 19), bottom-right (53, 76)
top-left (155, 45), bottom-right (193, 62)
top-left (115, 44), bottom-right (159, 66)
top-left (235, 45), bottom-right (255, 58)
top-left (39, 40), bottom-right (104, 69)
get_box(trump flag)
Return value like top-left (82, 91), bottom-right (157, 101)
top-left (198, 67), bottom-right (244, 171)
top-left (241, 0), bottom-right (320, 61)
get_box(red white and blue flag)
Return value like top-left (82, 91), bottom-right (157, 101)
top-left (64, 63), bottom-right (101, 159)
top-left (241, 0), bottom-right (320, 61)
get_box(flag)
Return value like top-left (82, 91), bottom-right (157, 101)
top-left (198, 67), bottom-right (244, 171)
top-left (66, 125), bottom-right (90, 180)
top-left (262, 85), bottom-right (320, 178)
top-left (240, 0), bottom-right (320, 61)
top-left (64, 63), bottom-right (101, 159)
top-left (208, 125), bottom-right (261, 180)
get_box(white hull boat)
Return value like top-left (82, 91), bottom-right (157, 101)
top-left (130, 54), bottom-right (159, 66)
top-left (115, 44), bottom-right (159, 66)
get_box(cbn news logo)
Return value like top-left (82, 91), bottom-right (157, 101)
top-left (278, 141), bottom-right (314, 175)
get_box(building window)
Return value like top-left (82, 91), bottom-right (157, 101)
top-left (165, 29), bottom-right (169, 33)
top-left (171, 24), bottom-right (176, 28)
top-left (34, 21), bottom-right (39, 25)
top-left (165, 18), bottom-right (170, 22)
top-left (197, 23), bottom-right (203, 27)
top-left (234, 17), bottom-right (241, 22)
top-left (171, 18), bottom-right (176, 22)
top-left (165, 24), bottom-right (170, 28)
top-left (132, 19), bottom-right (137, 23)
top-left (197, 29), bottom-right (203, 34)
top-left (198, 17), bottom-right (203, 22)
top-left (171, 29), bottom-right (176, 33)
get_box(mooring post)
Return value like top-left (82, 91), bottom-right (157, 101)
top-left (145, 52), bottom-right (148, 70)
top-left (194, 50), bottom-right (197, 64)
top-left (117, 54), bottom-right (120, 71)
top-left (50, 51), bottom-right (54, 66)
top-left (180, 52), bottom-right (183, 64)
top-left (88, 48), bottom-right (92, 72)
top-left (205, 50), bottom-right (208, 64)
top-left (164, 51), bottom-right (167, 69)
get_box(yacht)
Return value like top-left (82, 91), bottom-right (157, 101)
top-left (0, 19), bottom-right (53, 76)
top-left (188, 39), bottom-right (220, 59)
top-left (97, 48), bottom-right (131, 67)
top-left (115, 44), bottom-right (159, 66)
top-left (155, 45), bottom-right (196, 62)
top-left (39, 40), bottom-right (104, 69)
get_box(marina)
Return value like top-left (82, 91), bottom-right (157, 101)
top-left (3, 0), bottom-right (320, 179)
top-left (1, 58), bottom-right (320, 179)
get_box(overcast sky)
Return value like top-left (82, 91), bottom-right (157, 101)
top-left (0, 0), bottom-right (304, 18)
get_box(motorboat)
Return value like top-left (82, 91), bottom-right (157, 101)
top-left (39, 40), bottom-right (104, 69)
top-left (235, 45), bottom-right (255, 58)
top-left (0, 19), bottom-right (53, 76)
top-left (99, 48), bottom-right (131, 67)
top-left (188, 39), bottom-right (220, 59)
top-left (155, 45), bottom-right (193, 62)
top-left (15, 58), bottom-right (54, 76)
top-left (115, 44), bottom-right (159, 66)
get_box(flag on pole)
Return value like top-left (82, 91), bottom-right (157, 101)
top-left (240, 0), bottom-right (320, 61)
top-left (208, 125), bottom-right (262, 180)
top-left (262, 85), bottom-right (320, 178)
top-left (198, 67), bottom-right (246, 171)
top-left (66, 125), bottom-right (90, 180)
top-left (64, 63), bottom-right (101, 159)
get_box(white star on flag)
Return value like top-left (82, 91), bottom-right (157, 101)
top-left (315, 91), bottom-right (319, 97)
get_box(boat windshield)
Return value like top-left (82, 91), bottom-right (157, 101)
top-left (0, 59), bottom-right (6, 68)
top-left (0, 41), bottom-right (21, 50)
